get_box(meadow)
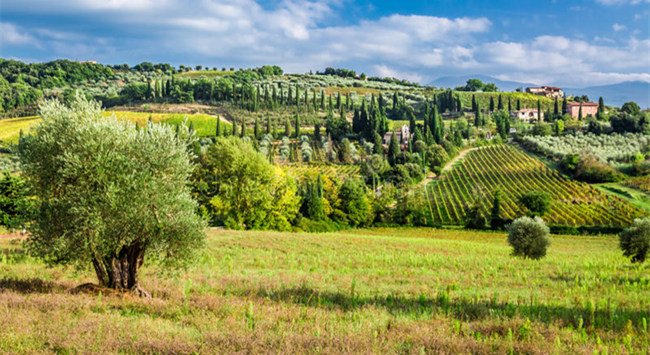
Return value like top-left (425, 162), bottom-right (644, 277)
top-left (0, 227), bottom-right (648, 353)
top-left (0, 111), bottom-right (227, 146)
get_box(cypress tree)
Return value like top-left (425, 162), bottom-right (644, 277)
top-left (320, 90), bottom-right (325, 111)
top-left (254, 118), bottom-right (260, 138)
top-left (285, 118), bottom-right (291, 137)
top-left (516, 99), bottom-right (521, 111)
top-left (508, 97), bottom-right (512, 112)
top-left (537, 100), bottom-right (542, 121)
top-left (373, 132), bottom-right (383, 154)
top-left (578, 103), bottom-right (583, 120)
top-left (336, 92), bottom-right (342, 110)
top-left (489, 96), bottom-right (495, 112)
top-left (490, 190), bottom-right (503, 229)
top-left (554, 97), bottom-right (559, 117)
top-left (475, 103), bottom-right (482, 127)
top-left (231, 118), bottom-right (238, 137)
top-left (597, 96), bottom-right (605, 119)
top-left (408, 111), bottom-right (416, 134)
top-left (497, 95), bottom-right (503, 110)
top-left (294, 114), bottom-right (300, 138)
top-left (216, 117), bottom-right (221, 137)
top-left (456, 96), bottom-right (462, 112)
top-left (240, 118), bottom-right (246, 138)
top-left (266, 116), bottom-right (271, 135)
top-left (471, 94), bottom-right (477, 112)
top-left (392, 92), bottom-right (399, 109)
top-left (352, 108), bottom-right (360, 134)
top-left (562, 96), bottom-right (568, 114)
top-left (387, 132), bottom-right (400, 166)
top-left (314, 123), bottom-right (321, 142)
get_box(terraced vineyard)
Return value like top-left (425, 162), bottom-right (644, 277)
top-left (427, 145), bottom-right (646, 227)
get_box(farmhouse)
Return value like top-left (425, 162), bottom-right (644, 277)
top-left (526, 86), bottom-right (564, 98)
top-left (566, 102), bottom-right (598, 119)
top-left (511, 108), bottom-right (544, 123)
top-left (383, 125), bottom-right (411, 146)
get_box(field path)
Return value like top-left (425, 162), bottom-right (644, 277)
top-left (441, 147), bottom-right (478, 173)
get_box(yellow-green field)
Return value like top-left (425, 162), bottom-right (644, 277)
top-left (0, 112), bottom-right (226, 146)
top-left (1, 228), bottom-right (647, 353)
top-left (0, 116), bottom-right (41, 145)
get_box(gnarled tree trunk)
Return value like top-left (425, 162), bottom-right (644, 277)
top-left (92, 243), bottom-right (150, 298)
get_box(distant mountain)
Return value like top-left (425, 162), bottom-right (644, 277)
top-left (430, 75), bottom-right (650, 108)
top-left (430, 74), bottom-right (537, 92)
top-left (564, 81), bottom-right (650, 108)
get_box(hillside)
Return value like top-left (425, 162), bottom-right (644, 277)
top-left (427, 145), bottom-right (645, 229)
top-left (1, 228), bottom-right (648, 353)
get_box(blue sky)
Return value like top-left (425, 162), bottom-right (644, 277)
top-left (1, 0), bottom-right (649, 86)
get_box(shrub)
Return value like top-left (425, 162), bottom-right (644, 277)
top-left (464, 205), bottom-right (487, 229)
top-left (619, 217), bottom-right (650, 263)
top-left (507, 216), bottom-right (550, 259)
top-left (518, 191), bottom-right (550, 216)
top-left (574, 154), bottom-right (622, 183)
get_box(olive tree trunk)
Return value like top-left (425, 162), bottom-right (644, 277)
top-left (92, 243), bottom-right (151, 297)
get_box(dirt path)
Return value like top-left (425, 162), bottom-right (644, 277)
top-left (441, 147), bottom-right (478, 173)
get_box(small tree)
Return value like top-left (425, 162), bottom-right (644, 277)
top-left (507, 216), bottom-right (550, 259)
top-left (490, 190), bottom-right (505, 230)
top-left (519, 191), bottom-right (550, 216)
top-left (619, 217), bottom-right (650, 263)
top-left (19, 96), bottom-right (205, 296)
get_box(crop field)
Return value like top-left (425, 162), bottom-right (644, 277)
top-left (625, 175), bottom-right (650, 193)
top-left (0, 112), bottom-right (227, 144)
top-left (426, 145), bottom-right (646, 227)
top-left (0, 228), bottom-right (647, 353)
top-left (0, 116), bottom-right (41, 145)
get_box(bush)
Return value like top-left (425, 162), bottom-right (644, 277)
top-left (619, 217), bottom-right (650, 263)
top-left (507, 216), bottom-right (550, 259)
top-left (518, 191), bottom-right (550, 216)
top-left (574, 154), bottom-right (622, 183)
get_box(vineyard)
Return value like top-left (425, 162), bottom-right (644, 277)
top-left (426, 145), bottom-right (646, 227)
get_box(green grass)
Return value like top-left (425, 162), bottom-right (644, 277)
top-left (596, 182), bottom-right (650, 213)
top-left (0, 227), bottom-right (647, 353)
top-left (176, 70), bottom-right (235, 78)
top-left (0, 112), bottom-right (227, 144)
top-left (0, 116), bottom-right (41, 145)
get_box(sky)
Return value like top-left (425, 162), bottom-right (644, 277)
top-left (1, 0), bottom-right (649, 86)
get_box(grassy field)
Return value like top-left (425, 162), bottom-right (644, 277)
top-left (0, 112), bottom-right (226, 145)
top-left (0, 227), bottom-right (648, 353)
top-left (0, 116), bottom-right (41, 145)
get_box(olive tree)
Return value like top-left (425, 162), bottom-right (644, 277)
top-left (619, 217), bottom-right (650, 263)
top-left (18, 97), bottom-right (205, 296)
top-left (507, 216), bottom-right (550, 259)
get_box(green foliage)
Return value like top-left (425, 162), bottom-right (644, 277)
top-left (0, 172), bottom-right (33, 229)
top-left (619, 217), bottom-right (650, 263)
top-left (197, 137), bottom-right (299, 230)
top-left (18, 96), bottom-right (205, 291)
top-left (338, 178), bottom-right (372, 227)
top-left (507, 216), bottom-right (550, 259)
top-left (519, 191), bottom-right (551, 217)
top-left (464, 204), bottom-right (487, 230)
top-left (621, 101), bottom-right (641, 115)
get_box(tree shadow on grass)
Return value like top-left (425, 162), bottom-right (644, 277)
top-left (244, 285), bottom-right (649, 332)
top-left (0, 277), bottom-right (66, 294)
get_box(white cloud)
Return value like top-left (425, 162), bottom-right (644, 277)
top-left (613, 23), bottom-right (626, 31)
top-left (372, 65), bottom-right (423, 83)
top-left (1, 22), bottom-right (35, 45)
top-left (1, 0), bottom-right (648, 87)
top-left (596, 0), bottom-right (649, 4)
